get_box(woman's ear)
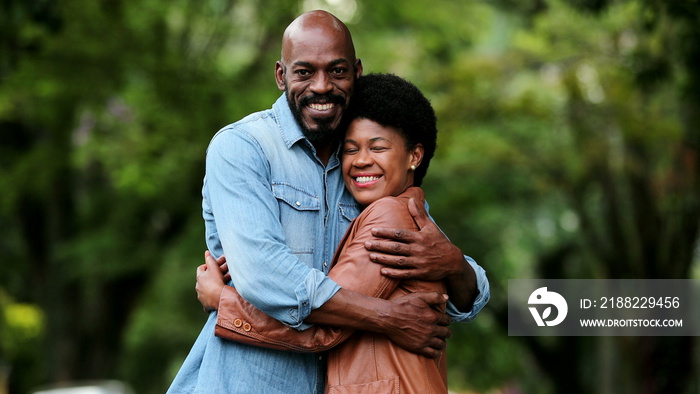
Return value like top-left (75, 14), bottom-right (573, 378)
top-left (411, 144), bottom-right (424, 169)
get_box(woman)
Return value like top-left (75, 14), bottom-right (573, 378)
top-left (198, 73), bottom-right (447, 394)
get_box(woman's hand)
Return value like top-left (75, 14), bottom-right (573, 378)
top-left (195, 251), bottom-right (230, 311)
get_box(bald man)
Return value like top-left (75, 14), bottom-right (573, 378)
top-left (168, 10), bottom-right (489, 394)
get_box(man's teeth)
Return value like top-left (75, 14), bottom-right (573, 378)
top-left (356, 176), bottom-right (380, 183)
top-left (309, 103), bottom-right (335, 111)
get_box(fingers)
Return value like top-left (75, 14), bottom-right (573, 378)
top-left (205, 251), bottom-right (229, 276)
top-left (415, 328), bottom-right (451, 359)
top-left (422, 320), bottom-right (451, 359)
top-left (366, 240), bottom-right (412, 259)
top-left (370, 227), bottom-right (417, 244)
top-left (429, 336), bottom-right (447, 351)
top-left (384, 292), bottom-right (452, 359)
top-left (407, 198), bottom-right (431, 230)
top-left (419, 347), bottom-right (443, 359)
top-left (380, 267), bottom-right (425, 279)
top-left (196, 263), bottom-right (207, 277)
top-left (415, 291), bottom-right (449, 306)
top-left (417, 345), bottom-right (445, 359)
top-left (205, 253), bottom-right (219, 271)
top-left (419, 292), bottom-right (452, 325)
top-left (435, 311), bottom-right (452, 327)
top-left (200, 252), bottom-right (213, 275)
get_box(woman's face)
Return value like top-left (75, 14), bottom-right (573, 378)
top-left (342, 118), bottom-right (423, 206)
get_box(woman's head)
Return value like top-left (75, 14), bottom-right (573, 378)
top-left (341, 73), bottom-right (438, 206)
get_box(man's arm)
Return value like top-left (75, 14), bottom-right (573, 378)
top-left (365, 198), bottom-right (490, 318)
top-left (305, 289), bottom-right (450, 358)
top-left (198, 252), bottom-right (450, 357)
top-left (199, 254), bottom-right (450, 358)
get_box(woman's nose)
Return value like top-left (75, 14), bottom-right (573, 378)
top-left (353, 149), bottom-right (372, 167)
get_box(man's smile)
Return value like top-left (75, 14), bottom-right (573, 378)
top-left (308, 103), bottom-right (336, 111)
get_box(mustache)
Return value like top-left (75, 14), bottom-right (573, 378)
top-left (300, 93), bottom-right (345, 107)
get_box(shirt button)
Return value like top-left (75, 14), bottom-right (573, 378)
top-left (233, 319), bottom-right (243, 327)
top-left (295, 201), bottom-right (301, 206)
top-left (243, 323), bottom-right (252, 332)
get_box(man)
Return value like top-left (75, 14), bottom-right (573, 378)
top-left (168, 10), bottom-right (489, 394)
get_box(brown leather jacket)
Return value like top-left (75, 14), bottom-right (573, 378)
top-left (215, 187), bottom-right (448, 393)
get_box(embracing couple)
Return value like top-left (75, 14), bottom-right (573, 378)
top-left (168, 10), bottom-right (490, 394)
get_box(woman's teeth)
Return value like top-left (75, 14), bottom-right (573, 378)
top-left (356, 176), bottom-right (380, 184)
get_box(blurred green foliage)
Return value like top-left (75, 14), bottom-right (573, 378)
top-left (1, 0), bottom-right (699, 393)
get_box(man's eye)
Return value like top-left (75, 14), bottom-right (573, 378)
top-left (371, 146), bottom-right (388, 152)
top-left (331, 67), bottom-right (347, 75)
top-left (343, 148), bottom-right (358, 154)
top-left (296, 70), bottom-right (311, 76)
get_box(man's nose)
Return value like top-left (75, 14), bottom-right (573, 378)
top-left (310, 72), bottom-right (332, 94)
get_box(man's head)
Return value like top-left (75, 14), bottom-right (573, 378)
top-left (276, 10), bottom-right (363, 147)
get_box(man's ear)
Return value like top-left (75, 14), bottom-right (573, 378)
top-left (275, 61), bottom-right (286, 91)
top-left (354, 59), bottom-right (363, 79)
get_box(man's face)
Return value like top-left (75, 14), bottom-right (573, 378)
top-left (276, 29), bottom-right (361, 146)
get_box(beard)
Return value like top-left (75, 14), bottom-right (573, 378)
top-left (287, 90), bottom-right (346, 146)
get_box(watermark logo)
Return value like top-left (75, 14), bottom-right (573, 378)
top-left (509, 280), bottom-right (697, 336)
top-left (528, 287), bottom-right (568, 326)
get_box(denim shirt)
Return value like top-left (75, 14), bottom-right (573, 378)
top-left (170, 94), bottom-right (490, 394)
top-left (202, 94), bottom-right (360, 330)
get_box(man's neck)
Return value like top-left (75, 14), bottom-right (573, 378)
top-left (314, 143), bottom-right (335, 166)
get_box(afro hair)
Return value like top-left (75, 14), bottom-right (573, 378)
top-left (344, 73), bottom-right (437, 187)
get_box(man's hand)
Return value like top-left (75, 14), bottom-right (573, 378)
top-left (365, 198), bottom-right (477, 311)
top-left (195, 251), bottom-right (229, 311)
top-left (306, 289), bottom-right (451, 359)
top-left (380, 292), bottom-right (452, 358)
top-left (365, 198), bottom-right (464, 280)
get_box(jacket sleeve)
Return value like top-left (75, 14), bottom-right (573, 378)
top-left (215, 197), bottom-right (417, 352)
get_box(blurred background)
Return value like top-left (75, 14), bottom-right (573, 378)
top-left (1, 0), bottom-right (699, 393)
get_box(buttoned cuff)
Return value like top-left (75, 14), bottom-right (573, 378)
top-left (447, 255), bottom-right (490, 323)
top-left (287, 269), bottom-right (342, 330)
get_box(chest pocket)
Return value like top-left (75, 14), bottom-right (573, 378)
top-left (272, 182), bottom-right (320, 260)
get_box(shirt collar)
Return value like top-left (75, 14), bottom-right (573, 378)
top-left (272, 94), bottom-right (306, 149)
top-left (272, 93), bottom-right (342, 169)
